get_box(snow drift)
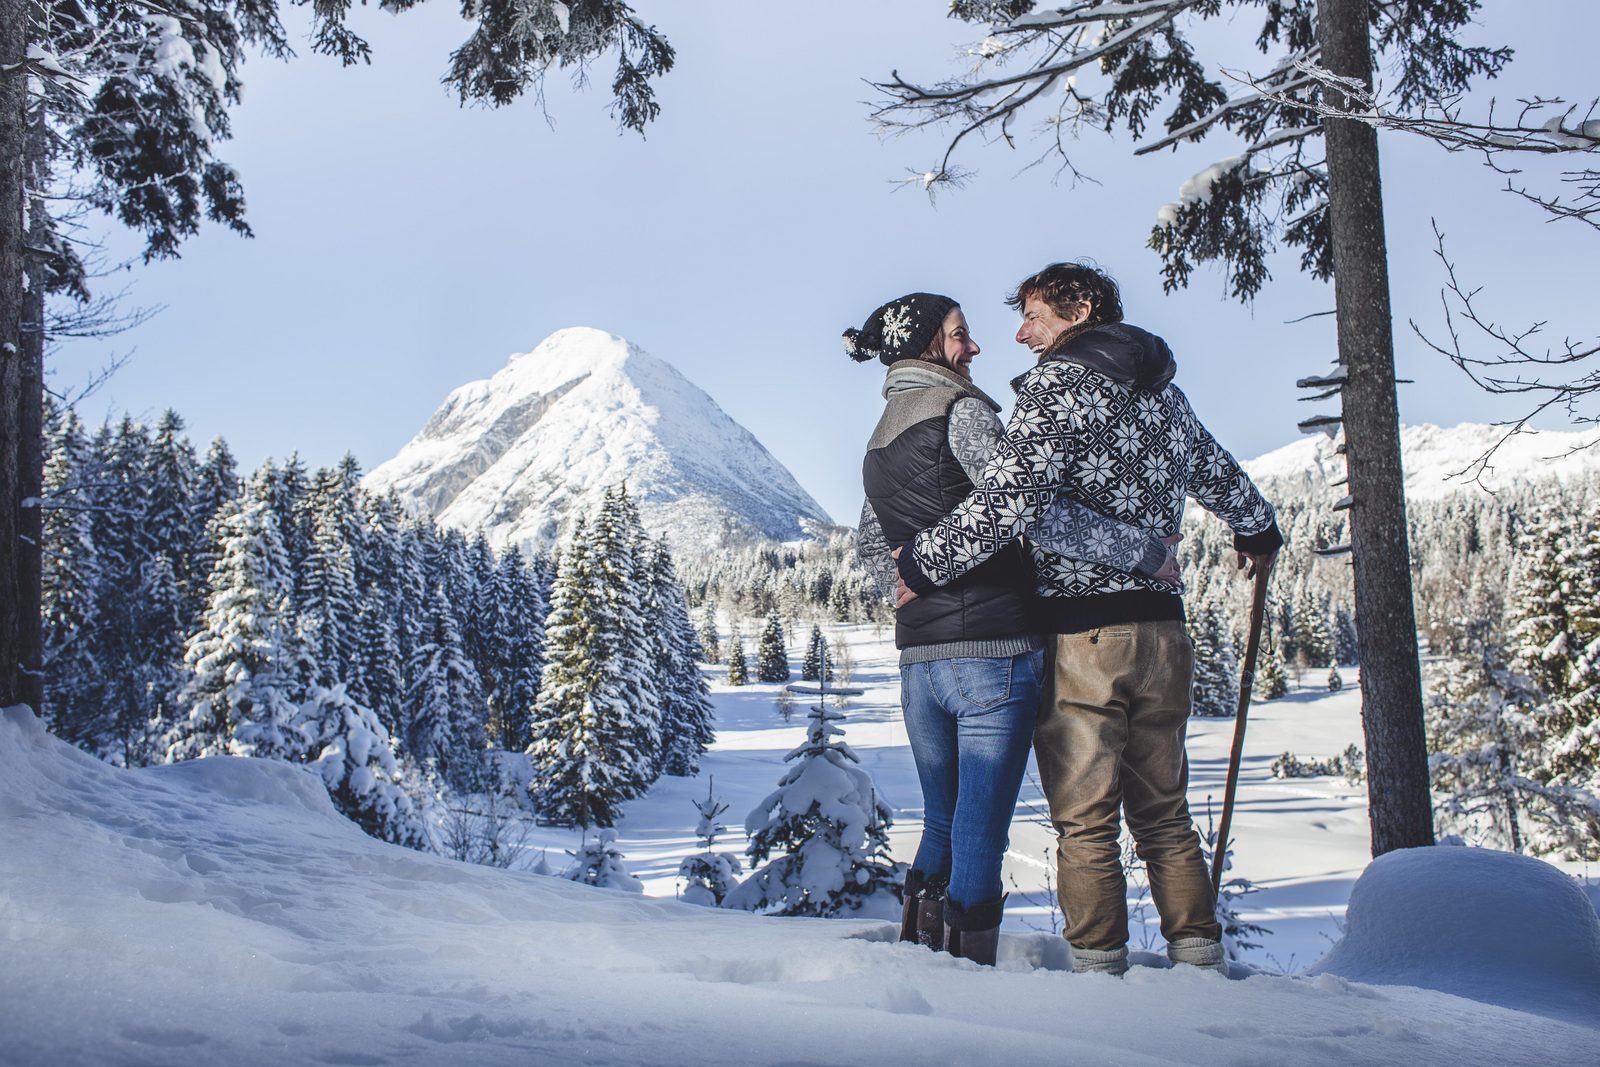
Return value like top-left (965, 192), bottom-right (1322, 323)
top-left (4, 704), bottom-right (1598, 1066)
top-left (1307, 845), bottom-right (1600, 1023)
top-left (365, 328), bottom-right (832, 556)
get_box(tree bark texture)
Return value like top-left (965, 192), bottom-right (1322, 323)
top-left (1318, 0), bottom-right (1436, 856)
top-left (18, 104), bottom-right (44, 714)
top-left (0, 0), bottom-right (27, 711)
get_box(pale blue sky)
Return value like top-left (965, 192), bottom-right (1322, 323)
top-left (52, 1), bottom-right (1596, 525)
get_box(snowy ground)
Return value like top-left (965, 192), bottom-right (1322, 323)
top-left (3, 624), bottom-right (1599, 1066)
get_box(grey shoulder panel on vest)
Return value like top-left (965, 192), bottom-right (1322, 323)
top-left (867, 386), bottom-right (960, 451)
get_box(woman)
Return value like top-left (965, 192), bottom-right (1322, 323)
top-left (848, 293), bottom-right (1175, 966)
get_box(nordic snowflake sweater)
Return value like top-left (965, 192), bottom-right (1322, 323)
top-left (895, 324), bottom-right (1283, 634)
top-left (860, 360), bottom-right (1172, 661)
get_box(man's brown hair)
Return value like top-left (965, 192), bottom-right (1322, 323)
top-left (1006, 262), bottom-right (1124, 327)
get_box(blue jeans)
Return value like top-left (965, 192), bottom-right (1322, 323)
top-left (900, 650), bottom-right (1044, 911)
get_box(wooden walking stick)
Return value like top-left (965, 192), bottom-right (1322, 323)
top-left (1210, 564), bottom-right (1272, 899)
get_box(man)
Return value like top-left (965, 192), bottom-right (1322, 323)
top-left (894, 263), bottom-right (1282, 976)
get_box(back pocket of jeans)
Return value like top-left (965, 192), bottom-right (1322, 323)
top-left (951, 657), bottom-right (1013, 709)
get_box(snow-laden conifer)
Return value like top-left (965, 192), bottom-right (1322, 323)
top-left (697, 606), bottom-right (721, 663)
top-left (801, 624), bottom-right (833, 683)
top-left (726, 632), bottom-right (749, 686)
top-left (756, 612), bottom-right (790, 683)
top-left (301, 683), bottom-right (430, 850)
top-left (526, 521), bottom-right (649, 827)
top-left (561, 829), bottom-right (644, 893)
top-left (647, 539), bottom-right (715, 777)
top-left (591, 487), bottom-right (663, 778)
top-left (1255, 644), bottom-right (1290, 701)
top-left (725, 701), bottom-right (897, 917)
top-left (678, 780), bottom-right (743, 907)
top-left (405, 585), bottom-right (488, 791)
top-left (166, 495), bottom-right (308, 763)
top-left (1189, 606), bottom-right (1238, 717)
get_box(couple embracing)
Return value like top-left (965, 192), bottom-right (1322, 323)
top-left (848, 263), bottom-right (1282, 973)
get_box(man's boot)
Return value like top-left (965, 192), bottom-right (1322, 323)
top-left (899, 870), bottom-right (927, 943)
top-left (917, 876), bottom-right (948, 951)
top-left (1167, 937), bottom-right (1228, 975)
top-left (944, 896), bottom-right (1004, 967)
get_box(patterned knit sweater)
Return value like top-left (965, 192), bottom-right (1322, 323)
top-left (896, 323), bottom-right (1282, 632)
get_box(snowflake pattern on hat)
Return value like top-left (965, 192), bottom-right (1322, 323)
top-left (881, 303), bottom-right (914, 350)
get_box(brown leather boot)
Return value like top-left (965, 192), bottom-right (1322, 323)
top-left (917, 876), bottom-right (948, 951)
top-left (899, 870), bottom-right (925, 943)
top-left (945, 895), bottom-right (1005, 966)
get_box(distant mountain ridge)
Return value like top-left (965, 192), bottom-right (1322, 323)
top-left (366, 328), bottom-right (832, 556)
top-left (1242, 423), bottom-right (1600, 502)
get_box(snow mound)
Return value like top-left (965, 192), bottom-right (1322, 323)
top-left (1307, 846), bottom-right (1600, 1024)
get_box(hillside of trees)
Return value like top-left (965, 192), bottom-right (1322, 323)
top-left (38, 405), bottom-right (711, 846)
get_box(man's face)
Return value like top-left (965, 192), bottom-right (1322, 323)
top-left (1015, 294), bottom-right (1089, 357)
top-left (933, 306), bottom-right (981, 381)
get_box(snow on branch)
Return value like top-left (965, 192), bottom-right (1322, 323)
top-left (871, 4), bottom-right (1200, 191)
top-left (1227, 59), bottom-right (1600, 157)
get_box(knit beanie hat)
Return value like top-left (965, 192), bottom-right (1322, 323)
top-left (842, 292), bottom-right (958, 367)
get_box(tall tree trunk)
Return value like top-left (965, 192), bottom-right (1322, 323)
top-left (1319, 0), bottom-right (1435, 856)
top-left (0, 0), bottom-right (27, 711)
top-left (19, 97), bottom-right (44, 715)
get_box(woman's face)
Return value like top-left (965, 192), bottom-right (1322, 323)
top-left (930, 306), bottom-right (980, 381)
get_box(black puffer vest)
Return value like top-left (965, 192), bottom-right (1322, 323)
top-left (863, 362), bottom-right (1033, 650)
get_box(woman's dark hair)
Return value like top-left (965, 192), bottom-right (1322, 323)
top-left (1005, 262), bottom-right (1123, 326)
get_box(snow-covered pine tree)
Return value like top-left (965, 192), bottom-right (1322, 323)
top-left (591, 486), bottom-right (663, 780)
top-left (1189, 606), bottom-right (1239, 717)
top-left (1428, 632), bottom-right (1549, 854)
top-left (488, 545), bottom-right (546, 753)
top-left (1530, 497), bottom-right (1600, 801)
top-left (697, 605), bottom-right (721, 663)
top-left (1506, 503), bottom-right (1579, 700)
top-left (300, 683), bottom-right (430, 850)
top-left (561, 829), bottom-right (644, 893)
top-left (1292, 592), bottom-right (1333, 669)
top-left (39, 407), bottom-right (101, 753)
top-left (678, 779), bottom-right (743, 907)
top-left (801, 624), bottom-right (833, 683)
top-left (143, 410), bottom-right (202, 617)
top-left (1255, 645), bottom-right (1290, 701)
top-left (165, 495), bottom-right (309, 763)
top-left (724, 701), bottom-right (897, 917)
top-left (526, 521), bottom-right (649, 827)
top-left (726, 632), bottom-right (749, 686)
top-left (299, 506), bottom-right (359, 689)
top-left (405, 584), bottom-right (488, 791)
top-left (756, 612), bottom-right (790, 683)
top-left (646, 539), bottom-right (715, 777)
top-left (352, 600), bottom-right (405, 740)
top-left (1333, 607), bottom-right (1360, 666)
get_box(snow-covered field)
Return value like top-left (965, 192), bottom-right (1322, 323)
top-left (3, 624), bottom-right (1598, 1066)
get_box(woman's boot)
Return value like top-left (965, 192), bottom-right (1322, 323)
top-left (899, 869), bottom-right (926, 943)
top-left (945, 895), bottom-right (1005, 967)
top-left (917, 876), bottom-right (948, 951)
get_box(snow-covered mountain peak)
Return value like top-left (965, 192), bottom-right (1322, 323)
top-left (1243, 422), bottom-right (1600, 501)
top-left (366, 329), bottom-right (831, 557)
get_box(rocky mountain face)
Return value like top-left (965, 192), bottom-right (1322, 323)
top-left (365, 328), bottom-right (832, 556)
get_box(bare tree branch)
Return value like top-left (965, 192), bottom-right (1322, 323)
top-left (1411, 220), bottom-right (1600, 485)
